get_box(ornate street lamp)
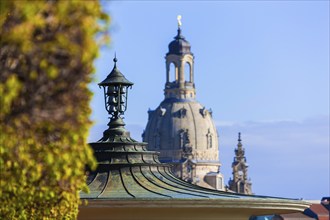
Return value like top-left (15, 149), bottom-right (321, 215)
top-left (98, 57), bottom-right (133, 140)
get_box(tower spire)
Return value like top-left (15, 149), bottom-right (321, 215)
top-left (237, 132), bottom-right (243, 150)
top-left (228, 132), bottom-right (253, 195)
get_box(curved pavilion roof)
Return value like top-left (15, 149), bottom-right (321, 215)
top-left (79, 58), bottom-right (309, 220)
top-left (80, 138), bottom-right (309, 219)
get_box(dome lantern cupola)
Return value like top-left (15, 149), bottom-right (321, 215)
top-left (165, 16), bottom-right (195, 100)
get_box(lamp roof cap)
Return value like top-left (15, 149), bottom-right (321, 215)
top-left (99, 57), bottom-right (133, 87)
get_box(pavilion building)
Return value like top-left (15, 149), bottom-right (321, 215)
top-left (79, 55), bottom-right (310, 220)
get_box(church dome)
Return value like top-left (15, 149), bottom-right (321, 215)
top-left (167, 28), bottom-right (192, 55)
top-left (143, 21), bottom-right (224, 190)
top-left (143, 99), bottom-right (219, 162)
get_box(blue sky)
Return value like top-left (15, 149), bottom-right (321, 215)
top-left (89, 1), bottom-right (329, 200)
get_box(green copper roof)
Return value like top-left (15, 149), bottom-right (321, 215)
top-left (98, 58), bottom-right (133, 87)
top-left (81, 140), bottom-right (307, 205)
top-left (81, 55), bottom-right (310, 216)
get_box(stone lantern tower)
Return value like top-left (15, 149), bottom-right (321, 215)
top-left (228, 133), bottom-right (253, 194)
top-left (142, 18), bottom-right (224, 190)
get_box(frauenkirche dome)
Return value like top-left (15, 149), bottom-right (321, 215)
top-left (143, 23), bottom-right (224, 190)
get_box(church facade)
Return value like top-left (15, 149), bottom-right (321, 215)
top-left (142, 24), bottom-right (224, 190)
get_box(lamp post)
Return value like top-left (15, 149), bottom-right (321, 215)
top-left (98, 57), bottom-right (133, 140)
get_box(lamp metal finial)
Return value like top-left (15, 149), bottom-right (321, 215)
top-left (113, 53), bottom-right (118, 66)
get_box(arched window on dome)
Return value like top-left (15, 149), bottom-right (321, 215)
top-left (206, 129), bottom-right (213, 149)
top-left (179, 129), bottom-right (190, 149)
top-left (168, 62), bottom-right (177, 83)
top-left (184, 62), bottom-right (191, 82)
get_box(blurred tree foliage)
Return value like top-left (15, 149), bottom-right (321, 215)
top-left (0, 0), bottom-right (109, 219)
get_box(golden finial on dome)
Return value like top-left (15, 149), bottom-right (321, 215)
top-left (177, 15), bottom-right (182, 28)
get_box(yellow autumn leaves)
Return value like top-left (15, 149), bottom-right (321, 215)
top-left (0, 1), bottom-right (109, 219)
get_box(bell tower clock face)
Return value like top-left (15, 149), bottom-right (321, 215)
top-left (238, 170), bottom-right (243, 176)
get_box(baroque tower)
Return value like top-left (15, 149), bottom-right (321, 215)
top-left (143, 18), bottom-right (224, 190)
top-left (228, 133), bottom-right (253, 194)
